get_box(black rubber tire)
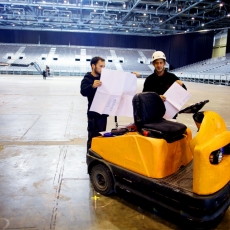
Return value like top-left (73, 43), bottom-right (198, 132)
top-left (90, 164), bottom-right (114, 195)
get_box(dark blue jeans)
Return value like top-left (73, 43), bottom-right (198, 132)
top-left (87, 116), bottom-right (107, 152)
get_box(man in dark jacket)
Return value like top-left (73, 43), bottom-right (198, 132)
top-left (80, 56), bottom-right (107, 152)
top-left (143, 51), bottom-right (186, 101)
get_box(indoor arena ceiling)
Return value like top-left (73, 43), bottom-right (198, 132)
top-left (0, 0), bottom-right (230, 36)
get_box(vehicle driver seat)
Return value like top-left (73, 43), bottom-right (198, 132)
top-left (132, 92), bottom-right (187, 142)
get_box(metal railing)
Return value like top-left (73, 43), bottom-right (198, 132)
top-left (173, 72), bottom-right (230, 86)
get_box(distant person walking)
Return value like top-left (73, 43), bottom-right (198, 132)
top-left (42, 70), bottom-right (46, 80)
top-left (42, 65), bottom-right (50, 80)
top-left (46, 65), bottom-right (50, 76)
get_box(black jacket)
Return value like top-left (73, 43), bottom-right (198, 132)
top-left (143, 70), bottom-right (186, 95)
top-left (80, 72), bottom-right (108, 118)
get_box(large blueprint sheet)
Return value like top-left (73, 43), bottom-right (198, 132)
top-left (163, 82), bottom-right (191, 119)
top-left (90, 68), bottom-right (137, 117)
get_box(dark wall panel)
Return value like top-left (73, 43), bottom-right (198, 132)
top-left (168, 33), bottom-right (188, 69)
top-left (165, 31), bottom-right (214, 69)
top-left (0, 29), bottom-right (39, 44)
top-left (226, 29), bottom-right (230, 54)
top-left (0, 29), bottom-right (214, 69)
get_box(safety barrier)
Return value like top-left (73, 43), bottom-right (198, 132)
top-left (0, 68), bottom-right (151, 78)
top-left (174, 72), bottom-right (230, 86)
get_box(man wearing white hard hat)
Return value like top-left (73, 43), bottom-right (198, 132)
top-left (143, 51), bottom-right (186, 101)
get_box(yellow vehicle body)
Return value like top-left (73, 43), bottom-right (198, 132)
top-left (91, 111), bottom-right (230, 195)
top-left (92, 128), bottom-right (193, 179)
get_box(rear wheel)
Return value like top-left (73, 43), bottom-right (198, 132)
top-left (90, 164), bottom-right (114, 195)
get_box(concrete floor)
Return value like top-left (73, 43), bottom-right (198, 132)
top-left (0, 75), bottom-right (230, 230)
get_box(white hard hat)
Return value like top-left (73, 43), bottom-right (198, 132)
top-left (152, 51), bottom-right (166, 62)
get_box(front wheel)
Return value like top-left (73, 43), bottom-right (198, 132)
top-left (90, 164), bottom-right (114, 195)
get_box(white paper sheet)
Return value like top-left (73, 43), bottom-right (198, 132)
top-left (89, 68), bottom-right (137, 117)
top-left (163, 82), bottom-right (191, 119)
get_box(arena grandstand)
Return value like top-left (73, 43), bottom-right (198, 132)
top-left (0, 42), bottom-right (229, 85)
top-left (0, 43), bottom-right (166, 77)
top-left (171, 53), bottom-right (230, 86)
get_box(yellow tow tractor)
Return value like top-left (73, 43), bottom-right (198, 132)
top-left (87, 92), bottom-right (230, 229)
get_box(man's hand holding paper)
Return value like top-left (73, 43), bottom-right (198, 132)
top-left (163, 82), bottom-right (191, 119)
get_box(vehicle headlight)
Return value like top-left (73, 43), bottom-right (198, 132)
top-left (209, 149), bottom-right (223, 164)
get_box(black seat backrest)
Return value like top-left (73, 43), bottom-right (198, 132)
top-left (132, 92), bottom-right (166, 132)
top-left (132, 92), bottom-right (187, 142)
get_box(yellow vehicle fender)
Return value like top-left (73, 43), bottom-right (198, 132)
top-left (191, 111), bottom-right (230, 195)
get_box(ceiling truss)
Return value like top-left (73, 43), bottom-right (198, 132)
top-left (0, 0), bottom-right (230, 36)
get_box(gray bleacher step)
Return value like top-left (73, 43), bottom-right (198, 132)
top-left (110, 50), bottom-right (123, 71)
top-left (45, 47), bottom-right (56, 67)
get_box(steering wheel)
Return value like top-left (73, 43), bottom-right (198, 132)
top-left (179, 100), bottom-right (209, 114)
